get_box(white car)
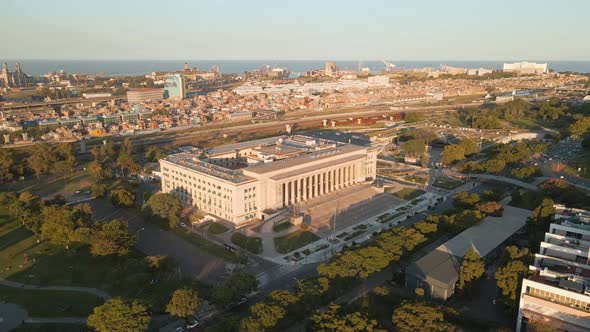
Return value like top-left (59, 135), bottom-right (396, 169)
top-left (187, 317), bottom-right (200, 329)
top-left (174, 327), bottom-right (186, 332)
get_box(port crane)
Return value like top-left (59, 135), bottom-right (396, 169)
top-left (381, 60), bottom-right (397, 72)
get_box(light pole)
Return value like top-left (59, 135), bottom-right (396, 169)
top-left (136, 227), bottom-right (145, 240)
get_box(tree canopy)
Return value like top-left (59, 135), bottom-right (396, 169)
top-left (142, 193), bottom-right (182, 228)
top-left (166, 288), bottom-right (203, 319)
top-left (458, 248), bottom-right (485, 290)
top-left (87, 298), bottom-right (151, 332)
top-left (90, 219), bottom-right (135, 256)
top-left (392, 302), bottom-right (451, 332)
top-left (312, 304), bottom-right (385, 332)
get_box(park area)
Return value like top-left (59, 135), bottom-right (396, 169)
top-left (0, 208), bottom-right (206, 318)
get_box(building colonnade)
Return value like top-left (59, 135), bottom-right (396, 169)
top-left (280, 162), bottom-right (363, 207)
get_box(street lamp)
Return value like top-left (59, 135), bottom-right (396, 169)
top-left (136, 227), bottom-right (145, 240)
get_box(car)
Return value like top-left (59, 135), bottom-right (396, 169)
top-left (75, 190), bottom-right (82, 194)
top-left (174, 327), bottom-right (186, 332)
top-left (224, 296), bottom-right (248, 311)
top-left (179, 222), bottom-right (187, 228)
top-left (186, 317), bottom-right (200, 329)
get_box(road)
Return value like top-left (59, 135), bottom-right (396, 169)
top-left (88, 199), bottom-right (228, 284)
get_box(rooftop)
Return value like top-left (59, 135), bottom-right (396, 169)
top-left (437, 205), bottom-right (529, 258)
top-left (163, 153), bottom-right (254, 184)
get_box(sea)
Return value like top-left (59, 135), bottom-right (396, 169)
top-left (1, 60), bottom-right (590, 77)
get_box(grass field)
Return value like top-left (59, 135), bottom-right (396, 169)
top-left (173, 228), bottom-right (241, 262)
top-left (272, 221), bottom-right (293, 233)
top-left (432, 177), bottom-right (463, 189)
top-left (0, 171), bottom-right (93, 196)
top-left (0, 285), bottom-right (103, 317)
top-left (274, 230), bottom-right (320, 254)
top-left (207, 222), bottom-right (230, 234)
top-left (230, 233), bottom-right (263, 254)
top-left (392, 188), bottom-right (425, 200)
top-left (12, 323), bottom-right (91, 332)
top-left (0, 210), bottom-right (204, 314)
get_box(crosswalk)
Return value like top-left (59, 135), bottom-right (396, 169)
top-left (256, 263), bottom-right (303, 288)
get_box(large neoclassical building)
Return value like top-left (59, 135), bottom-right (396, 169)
top-left (160, 135), bottom-right (378, 226)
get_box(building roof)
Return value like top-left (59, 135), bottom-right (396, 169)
top-left (409, 205), bottom-right (529, 286)
top-left (437, 205), bottom-right (529, 258)
top-left (410, 248), bottom-right (460, 286)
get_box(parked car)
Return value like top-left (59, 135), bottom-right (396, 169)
top-left (224, 296), bottom-right (248, 311)
top-left (186, 317), bottom-right (200, 329)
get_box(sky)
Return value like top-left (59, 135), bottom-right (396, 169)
top-left (1, 0), bottom-right (589, 61)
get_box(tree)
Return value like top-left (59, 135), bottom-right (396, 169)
top-left (142, 193), bottom-right (182, 228)
top-left (27, 143), bottom-right (56, 178)
top-left (441, 144), bottom-right (465, 165)
top-left (392, 302), bottom-right (450, 332)
top-left (568, 117), bottom-right (590, 137)
top-left (317, 246), bottom-right (391, 280)
top-left (87, 298), bottom-right (150, 332)
top-left (481, 158), bottom-right (506, 173)
top-left (0, 149), bottom-right (15, 183)
top-left (268, 289), bottom-right (298, 307)
top-left (401, 139), bottom-right (426, 157)
top-left (453, 192), bottom-right (480, 208)
top-left (495, 260), bottom-right (529, 302)
top-left (40, 205), bottom-right (76, 247)
top-left (90, 219), bottom-right (134, 256)
top-left (211, 273), bottom-right (258, 306)
top-left (109, 188), bottom-right (135, 208)
top-left (166, 288), bottom-right (203, 319)
top-left (504, 245), bottom-right (529, 262)
top-left (413, 221), bottom-right (437, 234)
top-left (145, 146), bottom-right (166, 162)
top-left (312, 304), bottom-right (385, 332)
top-left (88, 160), bottom-right (112, 181)
top-left (248, 302), bottom-right (286, 329)
top-left (458, 248), bottom-right (485, 290)
top-left (459, 139), bottom-right (479, 156)
top-left (91, 183), bottom-right (109, 198)
top-left (476, 201), bottom-right (504, 217)
top-left (530, 198), bottom-right (556, 225)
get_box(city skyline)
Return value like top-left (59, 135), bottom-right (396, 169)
top-left (2, 0), bottom-right (589, 61)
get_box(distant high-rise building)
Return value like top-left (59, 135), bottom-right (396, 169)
top-left (503, 61), bottom-right (548, 75)
top-left (164, 74), bottom-right (186, 99)
top-left (325, 61), bottom-right (337, 76)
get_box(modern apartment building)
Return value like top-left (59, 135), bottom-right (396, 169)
top-left (516, 204), bottom-right (590, 332)
top-left (159, 135), bottom-right (378, 226)
top-left (127, 88), bottom-right (164, 104)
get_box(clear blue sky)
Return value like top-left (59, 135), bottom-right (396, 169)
top-left (2, 0), bottom-right (588, 60)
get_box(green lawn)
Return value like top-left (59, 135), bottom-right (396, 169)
top-left (0, 211), bottom-right (205, 314)
top-left (230, 233), bottom-right (263, 254)
top-left (272, 221), bottom-right (293, 233)
top-left (0, 171), bottom-right (93, 195)
top-left (274, 230), bottom-right (320, 254)
top-left (207, 222), bottom-right (230, 234)
top-left (432, 177), bottom-right (463, 189)
top-left (392, 188), bottom-right (425, 200)
top-left (0, 285), bottom-right (103, 317)
top-left (12, 323), bottom-right (91, 332)
top-left (173, 228), bottom-right (242, 262)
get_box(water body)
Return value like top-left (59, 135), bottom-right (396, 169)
top-left (1, 60), bottom-right (589, 76)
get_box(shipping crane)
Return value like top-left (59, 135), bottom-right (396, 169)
top-left (382, 60), bottom-right (397, 72)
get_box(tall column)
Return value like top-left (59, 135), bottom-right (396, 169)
top-left (290, 180), bottom-right (295, 204)
top-left (344, 165), bottom-right (349, 187)
top-left (298, 178), bottom-right (303, 202)
top-left (314, 174), bottom-right (319, 197)
top-left (338, 168), bottom-right (343, 189)
top-left (320, 173), bottom-right (325, 195)
top-left (302, 177), bottom-right (307, 201)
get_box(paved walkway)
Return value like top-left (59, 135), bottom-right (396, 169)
top-left (0, 279), bottom-right (111, 300)
top-left (0, 302), bottom-right (27, 332)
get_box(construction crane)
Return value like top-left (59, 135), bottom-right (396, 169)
top-left (382, 60), bottom-right (397, 72)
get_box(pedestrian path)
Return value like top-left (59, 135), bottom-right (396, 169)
top-left (0, 279), bottom-right (111, 300)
